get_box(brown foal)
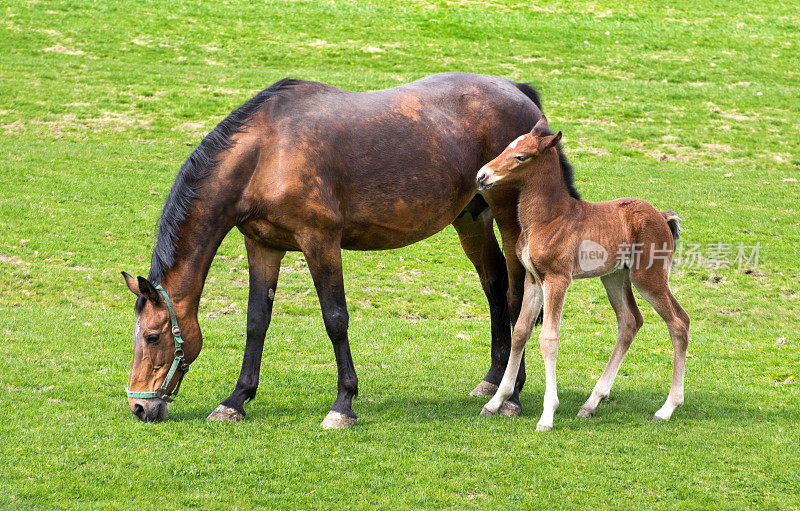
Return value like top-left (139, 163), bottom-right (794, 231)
top-left (476, 117), bottom-right (690, 431)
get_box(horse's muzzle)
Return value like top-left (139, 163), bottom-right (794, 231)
top-left (131, 398), bottom-right (169, 422)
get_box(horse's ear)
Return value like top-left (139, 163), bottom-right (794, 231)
top-left (545, 131), bottom-right (562, 149)
top-left (532, 115), bottom-right (549, 134)
top-left (136, 276), bottom-right (162, 304)
top-left (122, 271), bottom-right (140, 296)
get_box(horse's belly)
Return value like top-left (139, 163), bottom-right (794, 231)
top-left (340, 207), bottom-right (458, 250)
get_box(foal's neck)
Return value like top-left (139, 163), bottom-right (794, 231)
top-left (517, 149), bottom-right (581, 233)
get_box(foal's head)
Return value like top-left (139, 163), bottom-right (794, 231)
top-left (476, 116), bottom-right (562, 190)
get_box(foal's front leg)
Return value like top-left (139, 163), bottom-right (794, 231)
top-left (481, 274), bottom-right (542, 415)
top-left (536, 276), bottom-right (570, 431)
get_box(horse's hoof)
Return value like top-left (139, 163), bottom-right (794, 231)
top-left (652, 414), bottom-right (669, 422)
top-left (498, 401), bottom-right (521, 417)
top-left (536, 423), bottom-right (553, 432)
top-left (321, 410), bottom-right (357, 429)
top-left (480, 406), bottom-right (496, 416)
top-left (577, 407), bottom-right (595, 418)
top-left (207, 404), bottom-right (244, 422)
top-left (470, 380), bottom-right (499, 397)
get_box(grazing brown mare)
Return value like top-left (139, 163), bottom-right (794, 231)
top-left (121, 72), bottom-right (565, 427)
top-left (476, 117), bottom-right (690, 431)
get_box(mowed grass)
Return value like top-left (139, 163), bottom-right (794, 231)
top-left (1, 0), bottom-right (799, 508)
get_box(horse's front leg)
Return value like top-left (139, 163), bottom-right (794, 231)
top-left (298, 229), bottom-right (358, 429)
top-left (476, 190), bottom-right (528, 411)
top-left (451, 205), bottom-right (515, 409)
top-left (209, 238), bottom-right (285, 421)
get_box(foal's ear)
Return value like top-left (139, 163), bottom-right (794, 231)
top-left (531, 115), bottom-right (549, 134)
top-left (136, 276), bottom-right (162, 305)
top-left (544, 131), bottom-right (562, 149)
top-left (122, 271), bottom-right (140, 296)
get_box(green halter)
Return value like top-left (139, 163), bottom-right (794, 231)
top-left (125, 284), bottom-right (189, 402)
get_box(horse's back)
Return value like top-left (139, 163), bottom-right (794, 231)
top-left (243, 73), bottom-right (541, 250)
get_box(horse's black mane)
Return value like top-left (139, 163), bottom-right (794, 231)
top-left (143, 77), bottom-right (301, 298)
top-left (514, 81), bottom-right (580, 200)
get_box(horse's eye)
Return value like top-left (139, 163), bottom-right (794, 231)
top-left (145, 333), bottom-right (161, 345)
top-left (514, 155), bottom-right (529, 162)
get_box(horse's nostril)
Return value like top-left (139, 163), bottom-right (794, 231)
top-left (133, 403), bottom-right (146, 421)
top-left (155, 401), bottom-right (168, 422)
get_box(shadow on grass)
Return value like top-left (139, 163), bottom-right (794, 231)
top-left (165, 385), bottom-right (798, 430)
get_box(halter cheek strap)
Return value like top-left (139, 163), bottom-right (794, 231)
top-left (125, 284), bottom-right (190, 402)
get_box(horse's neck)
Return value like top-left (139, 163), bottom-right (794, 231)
top-left (157, 189), bottom-right (239, 318)
top-left (150, 202), bottom-right (234, 361)
top-left (517, 151), bottom-right (579, 234)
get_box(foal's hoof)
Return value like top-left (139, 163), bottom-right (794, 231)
top-left (498, 401), bottom-right (521, 417)
top-left (480, 406), bottom-right (496, 416)
top-left (577, 407), bottom-right (596, 418)
top-left (536, 423), bottom-right (553, 432)
top-left (652, 414), bottom-right (669, 422)
top-left (207, 404), bottom-right (244, 422)
top-left (470, 380), bottom-right (499, 397)
top-left (321, 410), bottom-right (357, 429)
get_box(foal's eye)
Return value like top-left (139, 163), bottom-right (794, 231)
top-left (145, 333), bottom-right (161, 345)
top-left (514, 155), bottom-right (529, 162)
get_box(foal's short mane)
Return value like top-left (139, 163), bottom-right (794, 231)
top-left (143, 77), bottom-right (301, 299)
top-left (513, 81), bottom-right (580, 200)
top-left (556, 143), bottom-right (580, 200)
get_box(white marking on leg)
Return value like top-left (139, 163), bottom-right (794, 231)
top-left (537, 335), bottom-right (559, 431)
top-left (481, 277), bottom-right (541, 416)
top-left (536, 279), bottom-right (567, 431)
top-left (321, 410), bottom-right (357, 429)
top-left (654, 346), bottom-right (686, 421)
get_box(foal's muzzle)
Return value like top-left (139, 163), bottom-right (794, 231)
top-left (476, 167), bottom-right (495, 190)
top-left (130, 398), bottom-right (169, 422)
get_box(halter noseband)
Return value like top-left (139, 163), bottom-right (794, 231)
top-left (125, 284), bottom-right (190, 402)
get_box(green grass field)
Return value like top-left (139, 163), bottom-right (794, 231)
top-left (2, 0), bottom-right (799, 508)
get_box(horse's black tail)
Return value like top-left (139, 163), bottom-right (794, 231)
top-left (514, 82), bottom-right (543, 112)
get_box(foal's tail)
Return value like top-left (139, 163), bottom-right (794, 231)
top-left (660, 210), bottom-right (682, 244)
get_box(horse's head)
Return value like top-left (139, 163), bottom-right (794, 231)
top-left (476, 115), bottom-right (562, 190)
top-left (121, 272), bottom-right (194, 422)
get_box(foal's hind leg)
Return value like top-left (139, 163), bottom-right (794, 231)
top-left (210, 238), bottom-right (285, 421)
top-left (452, 205), bottom-right (524, 415)
top-left (631, 271), bottom-right (690, 421)
top-left (578, 271), bottom-right (643, 418)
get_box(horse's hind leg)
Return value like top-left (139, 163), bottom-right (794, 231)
top-left (631, 270), bottom-right (690, 421)
top-left (208, 238), bottom-right (285, 421)
top-left (578, 270), bottom-right (642, 418)
top-left (452, 203), bottom-right (523, 415)
top-left (298, 229), bottom-right (359, 429)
